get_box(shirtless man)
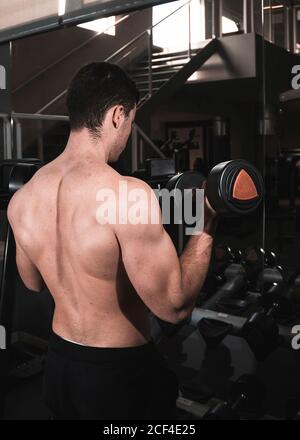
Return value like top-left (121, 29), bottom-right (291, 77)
top-left (7, 62), bottom-right (217, 420)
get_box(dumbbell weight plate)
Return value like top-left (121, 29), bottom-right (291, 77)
top-left (164, 172), bottom-right (206, 227)
top-left (242, 312), bottom-right (279, 361)
top-left (165, 171), bottom-right (206, 204)
top-left (206, 160), bottom-right (264, 217)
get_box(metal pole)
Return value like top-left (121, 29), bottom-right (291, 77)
top-left (13, 112), bottom-right (69, 122)
top-left (1, 119), bottom-right (5, 161)
top-left (15, 120), bottom-right (22, 159)
top-left (3, 118), bottom-right (12, 160)
top-left (134, 124), bottom-right (166, 159)
top-left (188, 1), bottom-right (192, 58)
top-left (139, 138), bottom-right (144, 169)
top-left (212, 0), bottom-right (222, 38)
top-left (293, 7), bottom-right (298, 53)
top-left (131, 126), bottom-right (138, 174)
top-left (148, 28), bottom-right (153, 97)
top-left (284, 6), bottom-right (289, 51)
top-left (243, 0), bottom-right (254, 34)
top-left (37, 120), bottom-right (44, 162)
top-left (269, 0), bottom-right (273, 42)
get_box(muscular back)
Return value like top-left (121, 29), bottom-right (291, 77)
top-left (8, 157), bottom-right (151, 347)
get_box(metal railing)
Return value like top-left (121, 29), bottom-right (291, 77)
top-left (262, 0), bottom-right (297, 52)
top-left (131, 123), bottom-right (166, 172)
top-left (35, 0), bottom-right (300, 116)
top-left (5, 1), bottom-right (300, 171)
top-left (0, 113), bottom-right (69, 160)
top-left (38, 0), bottom-right (300, 116)
top-left (37, 0), bottom-right (194, 115)
top-left (0, 113), bottom-right (164, 173)
top-left (12, 12), bottom-right (135, 94)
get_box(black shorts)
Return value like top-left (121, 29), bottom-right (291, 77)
top-left (43, 332), bottom-right (179, 420)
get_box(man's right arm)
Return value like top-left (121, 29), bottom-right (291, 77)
top-left (114, 180), bottom-right (217, 324)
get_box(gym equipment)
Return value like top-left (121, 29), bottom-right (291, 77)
top-left (194, 305), bottom-right (293, 359)
top-left (145, 158), bottom-right (176, 179)
top-left (265, 251), bottom-right (283, 272)
top-left (0, 159), bottom-right (41, 209)
top-left (165, 170), bottom-right (206, 207)
top-left (191, 266), bottom-right (293, 359)
top-left (241, 246), bottom-right (266, 291)
top-left (8, 162), bottom-right (41, 195)
top-left (156, 248), bottom-right (287, 348)
top-left (201, 244), bottom-right (237, 296)
top-left (202, 247), bottom-right (282, 317)
top-left (242, 278), bottom-right (295, 360)
top-left (178, 375), bottom-right (265, 420)
top-left (198, 262), bottom-right (247, 310)
top-left (206, 160), bottom-right (264, 217)
top-left (0, 160), bottom-right (42, 417)
top-left (250, 265), bottom-right (295, 324)
top-left (241, 247), bottom-right (284, 293)
top-left (166, 159), bottom-right (264, 218)
top-left (213, 244), bottom-right (236, 278)
top-left (198, 266), bottom-right (292, 358)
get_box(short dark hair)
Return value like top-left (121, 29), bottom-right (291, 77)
top-left (66, 62), bottom-right (139, 136)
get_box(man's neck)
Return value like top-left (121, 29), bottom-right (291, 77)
top-left (64, 129), bottom-right (109, 163)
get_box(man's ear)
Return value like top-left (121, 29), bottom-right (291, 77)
top-left (112, 105), bottom-right (125, 129)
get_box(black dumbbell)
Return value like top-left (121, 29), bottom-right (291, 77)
top-left (198, 270), bottom-right (292, 359)
top-left (206, 160), bottom-right (264, 217)
top-left (166, 159), bottom-right (264, 218)
top-left (203, 375), bottom-right (265, 420)
top-left (202, 245), bottom-right (236, 295)
top-left (265, 250), bottom-right (283, 273)
top-left (213, 244), bottom-right (236, 275)
top-left (242, 279), bottom-right (295, 360)
top-left (241, 246), bottom-right (266, 292)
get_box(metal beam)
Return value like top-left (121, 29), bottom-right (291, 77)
top-left (212, 0), bottom-right (222, 38)
top-left (0, 0), bottom-right (179, 44)
top-left (243, 0), bottom-right (254, 34)
top-left (12, 112), bottom-right (69, 122)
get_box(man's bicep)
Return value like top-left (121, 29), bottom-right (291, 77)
top-left (117, 222), bottom-right (182, 316)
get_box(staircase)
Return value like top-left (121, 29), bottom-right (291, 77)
top-left (128, 49), bottom-right (198, 101)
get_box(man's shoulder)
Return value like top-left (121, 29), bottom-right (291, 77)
top-left (7, 166), bottom-right (48, 223)
top-left (7, 186), bottom-right (26, 229)
top-left (121, 175), bottom-right (153, 193)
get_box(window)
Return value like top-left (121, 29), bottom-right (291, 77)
top-left (77, 15), bottom-right (116, 35)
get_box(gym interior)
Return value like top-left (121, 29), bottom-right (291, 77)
top-left (1, 0), bottom-right (300, 421)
